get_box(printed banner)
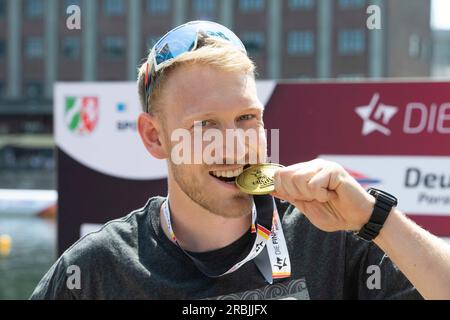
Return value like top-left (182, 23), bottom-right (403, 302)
top-left (55, 81), bottom-right (450, 254)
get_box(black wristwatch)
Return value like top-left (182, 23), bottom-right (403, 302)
top-left (355, 188), bottom-right (398, 242)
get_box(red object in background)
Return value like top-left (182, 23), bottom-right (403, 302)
top-left (263, 81), bottom-right (450, 236)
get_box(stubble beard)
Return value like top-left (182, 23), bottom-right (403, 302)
top-left (168, 161), bottom-right (253, 219)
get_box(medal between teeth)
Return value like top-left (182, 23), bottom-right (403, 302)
top-left (235, 164), bottom-right (285, 195)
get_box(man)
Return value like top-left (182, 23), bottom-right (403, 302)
top-left (31, 21), bottom-right (450, 300)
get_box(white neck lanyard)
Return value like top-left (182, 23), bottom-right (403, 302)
top-left (162, 195), bottom-right (291, 284)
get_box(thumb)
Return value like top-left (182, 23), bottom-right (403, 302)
top-left (271, 191), bottom-right (308, 213)
top-left (290, 198), bottom-right (307, 214)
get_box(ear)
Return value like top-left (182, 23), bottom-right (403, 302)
top-left (137, 113), bottom-right (168, 160)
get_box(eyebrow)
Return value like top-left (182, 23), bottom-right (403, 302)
top-left (183, 106), bottom-right (263, 121)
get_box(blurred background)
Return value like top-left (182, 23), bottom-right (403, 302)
top-left (0, 0), bottom-right (449, 299)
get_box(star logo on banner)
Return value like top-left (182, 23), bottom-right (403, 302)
top-left (355, 93), bottom-right (399, 136)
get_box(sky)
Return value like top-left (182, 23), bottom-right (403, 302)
top-left (432, 0), bottom-right (450, 30)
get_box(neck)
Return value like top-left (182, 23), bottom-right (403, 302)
top-left (160, 177), bottom-right (252, 253)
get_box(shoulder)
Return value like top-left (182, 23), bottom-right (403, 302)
top-left (62, 196), bottom-right (164, 266)
top-left (30, 197), bottom-right (165, 299)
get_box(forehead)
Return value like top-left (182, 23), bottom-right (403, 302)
top-left (161, 64), bottom-right (262, 118)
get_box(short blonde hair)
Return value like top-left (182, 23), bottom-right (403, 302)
top-left (137, 36), bottom-right (256, 114)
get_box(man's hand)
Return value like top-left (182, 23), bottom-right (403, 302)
top-left (271, 159), bottom-right (450, 299)
top-left (271, 159), bottom-right (375, 232)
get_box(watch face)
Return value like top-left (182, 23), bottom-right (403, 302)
top-left (368, 188), bottom-right (398, 206)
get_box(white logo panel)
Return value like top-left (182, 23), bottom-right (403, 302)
top-left (55, 82), bottom-right (168, 180)
top-left (320, 155), bottom-right (450, 216)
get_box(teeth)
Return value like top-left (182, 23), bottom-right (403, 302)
top-left (211, 167), bottom-right (244, 178)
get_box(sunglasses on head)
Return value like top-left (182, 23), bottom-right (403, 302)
top-left (143, 21), bottom-right (247, 113)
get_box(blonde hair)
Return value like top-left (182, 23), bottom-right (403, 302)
top-left (137, 36), bottom-right (256, 114)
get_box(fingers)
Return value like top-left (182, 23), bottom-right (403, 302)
top-left (273, 160), bottom-right (339, 204)
top-left (270, 190), bottom-right (308, 216)
top-left (273, 168), bottom-right (315, 202)
top-left (271, 160), bottom-right (366, 232)
top-left (307, 166), bottom-right (338, 203)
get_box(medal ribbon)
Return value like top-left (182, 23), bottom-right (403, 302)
top-left (162, 195), bottom-right (291, 284)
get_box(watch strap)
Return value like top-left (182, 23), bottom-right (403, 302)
top-left (356, 188), bottom-right (397, 242)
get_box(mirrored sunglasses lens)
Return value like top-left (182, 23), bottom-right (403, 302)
top-left (198, 22), bottom-right (245, 51)
top-left (154, 25), bottom-right (198, 66)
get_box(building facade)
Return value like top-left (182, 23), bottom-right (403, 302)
top-left (0, 0), bottom-right (433, 103)
top-left (432, 29), bottom-right (450, 78)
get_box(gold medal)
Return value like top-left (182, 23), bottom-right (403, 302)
top-left (235, 164), bottom-right (284, 195)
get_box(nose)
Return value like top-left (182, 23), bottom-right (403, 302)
top-left (221, 122), bottom-right (251, 165)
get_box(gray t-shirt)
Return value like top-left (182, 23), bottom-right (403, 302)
top-left (30, 196), bottom-right (422, 300)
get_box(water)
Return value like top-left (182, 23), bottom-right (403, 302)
top-left (0, 215), bottom-right (56, 300)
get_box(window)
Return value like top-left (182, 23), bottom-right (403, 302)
top-left (289, 0), bottom-right (314, 10)
top-left (25, 0), bottom-right (44, 18)
top-left (0, 0), bottom-right (6, 17)
top-left (147, 0), bottom-right (170, 14)
top-left (104, 0), bottom-right (124, 16)
top-left (62, 37), bottom-right (81, 59)
top-left (241, 32), bottom-right (264, 54)
top-left (239, 0), bottom-right (264, 13)
top-left (64, 0), bottom-right (81, 14)
top-left (338, 0), bottom-right (365, 9)
top-left (25, 82), bottom-right (43, 99)
top-left (0, 40), bottom-right (5, 59)
top-left (23, 121), bottom-right (44, 134)
top-left (193, 0), bottom-right (216, 17)
top-left (288, 75), bottom-right (311, 80)
top-left (408, 34), bottom-right (421, 58)
top-left (103, 36), bottom-right (125, 58)
top-left (338, 29), bottom-right (365, 55)
top-left (337, 74), bottom-right (364, 79)
top-left (25, 37), bottom-right (44, 59)
top-left (288, 31), bottom-right (314, 55)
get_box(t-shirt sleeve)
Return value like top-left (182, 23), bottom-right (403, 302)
top-left (30, 256), bottom-right (77, 300)
top-left (344, 232), bottom-right (423, 300)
